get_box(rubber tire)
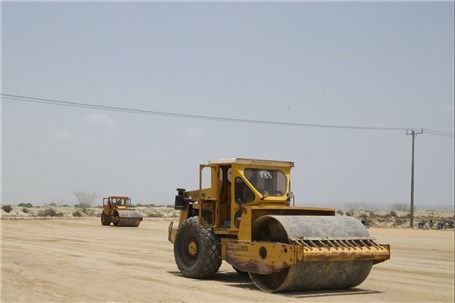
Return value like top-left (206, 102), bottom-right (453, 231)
top-left (112, 211), bottom-right (120, 226)
top-left (174, 216), bottom-right (221, 279)
top-left (101, 212), bottom-right (110, 226)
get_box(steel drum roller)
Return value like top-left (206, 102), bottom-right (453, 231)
top-left (249, 215), bottom-right (373, 292)
top-left (114, 210), bottom-right (142, 227)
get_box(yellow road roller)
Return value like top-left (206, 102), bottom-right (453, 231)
top-left (168, 158), bottom-right (390, 292)
top-left (101, 196), bottom-right (142, 227)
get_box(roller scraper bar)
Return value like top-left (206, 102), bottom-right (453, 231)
top-left (293, 237), bottom-right (390, 263)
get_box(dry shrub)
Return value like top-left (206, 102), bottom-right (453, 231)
top-left (82, 208), bottom-right (95, 216)
top-left (2, 205), bottom-right (13, 213)
top-left (37, 208), bottom-right (63, 217)
top-left (72, 210), bottom-right (82, 217)
top-left (394, 217), bottom-right (404, 226)
top-left (18, 203), bottom-right (33, 208)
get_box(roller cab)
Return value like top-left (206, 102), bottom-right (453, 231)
top-left (168, 158), bottom-right (390, 292)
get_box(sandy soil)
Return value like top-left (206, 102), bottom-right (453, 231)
top-left (1, 218), bottom-right (454, 303)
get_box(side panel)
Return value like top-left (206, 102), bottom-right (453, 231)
top-left (225, 239), bottom-right (390, 275)
top-left (225, 240), bottom-right (296, 274)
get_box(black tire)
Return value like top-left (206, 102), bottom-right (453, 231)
top-left (113, 211), bottom-right (120, 226)
top-left (174, 216), bottom-right (221, 279)
top-left (101, 212), bottom-right (110, 226)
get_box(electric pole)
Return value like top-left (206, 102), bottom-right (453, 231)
top-left (406, 129), bottom-right (423, 228)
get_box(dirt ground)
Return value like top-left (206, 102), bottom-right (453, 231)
top-left (1, 218), bottom-right (454, 303)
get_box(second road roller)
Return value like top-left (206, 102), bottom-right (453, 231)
top-left (168, 158), bottom-right (390, 292)
top-left (101, 196), bottom-right (142, 227)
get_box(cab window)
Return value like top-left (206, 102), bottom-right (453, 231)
top-left (234, 177), bottom-right (255, 204)
top-left (244, 168), bottom-right (287, 197)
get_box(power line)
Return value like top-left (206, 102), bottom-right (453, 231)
top-left (1, 93), bottom-right (406, 131)
top-left (424, 128), bottom-right (454, 135)
top-left (1, 93), bottom-right (454, 136)
top-left (423, 129), bottom-right (455, 138)
top-left (424, 132), bottom-right (454, 138)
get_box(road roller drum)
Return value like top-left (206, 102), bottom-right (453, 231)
top-left (248, 215), bottom-right (376, 292)
top-left (112, 209), bottom-right (143, 227)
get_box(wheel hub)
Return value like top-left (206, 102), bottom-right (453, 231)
top-left (188, 240), bottom-right (198, 256)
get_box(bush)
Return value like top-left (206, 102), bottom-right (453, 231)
top-left (383, 213), bottom-right (392, 219)
top-left (82, 208), bottom-right (95, 216)
top-left (2, 205), bottom-right (13, 213)
top-left (72, 210), bottom-right (82, 217)
top-left (336, 210), bottom-right (344, 216)
top-left (22, 207), bottom-right (29, 213)
top-left (148, 212), bottom-right (163, 218)
top-left (74, 202), bottom-right (96, 215)
top-left (18, 203), bottom-right (33, 208)
top-left (390, 211), bottom-right (397, 217)
top-left (345, 211), bottom-right (353, 216)
top-left (37, 208), bottom-right (63, 217)
top-left (394, 217), bottom-right (404, 226)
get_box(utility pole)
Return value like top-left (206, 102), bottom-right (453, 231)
top-left (406, 129), bottom-right (423, 228)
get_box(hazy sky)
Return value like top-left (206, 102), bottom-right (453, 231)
top-left (2, 1), bottom-right (454, 208)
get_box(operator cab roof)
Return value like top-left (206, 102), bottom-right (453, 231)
top-left (208, 158), bottom-right (294, 168)
top-left (106, 196), bottom-right (130, 199)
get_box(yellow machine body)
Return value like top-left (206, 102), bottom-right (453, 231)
top-left (168, 158), bottom-right (390, 292)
